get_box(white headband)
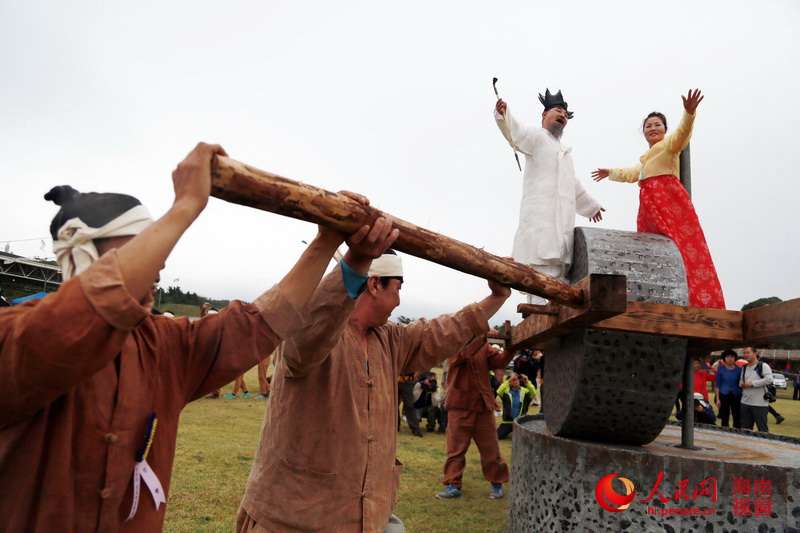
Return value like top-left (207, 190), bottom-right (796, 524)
top-left (52, 204), bottom-right (154, 280)
top-left (368, 253), bottom-right (403, 278)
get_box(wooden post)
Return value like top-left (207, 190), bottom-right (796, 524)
top-left (210, 156), bottom-right (585, 307)
top-left (679, 145), bottom-right (691, 198)
top-left (678, 144), bottom-right (695, 448)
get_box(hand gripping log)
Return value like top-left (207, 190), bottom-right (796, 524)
top-left (210, 156), bottom-right (585, 307)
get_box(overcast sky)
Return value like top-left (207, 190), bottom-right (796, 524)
top-left (2, 0), bottom-right (798, 324)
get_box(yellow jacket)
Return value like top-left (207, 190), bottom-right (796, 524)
top-left (609, 111), bottom-right (695, 183)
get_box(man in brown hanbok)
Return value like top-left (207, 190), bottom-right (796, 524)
top-left (437, 338), bottom-right (515, 500)
top-left (0, 142), bottom-right (397, 533)
top-left (237, 251), bottom-right (512, 532)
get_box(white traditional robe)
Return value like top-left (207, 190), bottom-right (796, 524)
top-left (495, 109), bottom-right (601, 272)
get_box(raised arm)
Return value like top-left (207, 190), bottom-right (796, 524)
top-left (280, 218), bottom-right (399, 377)
top-left (664, 110), bottom-right (696, 153)
top-left (665, 89), bottom-right (702, 153)
top-left (486, 344), bottom-right (516, 371)
top-left (395, 278), bottom-right (511, 374)
top-left (0, 142), bottom-right (227, 425)
top-left (494, 99), bottom-right (539, 156)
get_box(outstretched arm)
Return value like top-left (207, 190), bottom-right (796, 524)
top-left (395, 279), bottom-right (511, 374)
top-left (281, 218), bottom-right (399, 376)
top-left (593, 165), bottom-right (642, 183)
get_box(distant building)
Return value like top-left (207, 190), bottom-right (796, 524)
top-left (0, 251), bottom-right (62, 300)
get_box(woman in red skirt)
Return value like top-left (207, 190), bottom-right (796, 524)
top-left (592, 89), bottom-right (725, 309)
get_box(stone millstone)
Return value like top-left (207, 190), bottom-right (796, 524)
top-left (543, 228), bottom-right (688, 445)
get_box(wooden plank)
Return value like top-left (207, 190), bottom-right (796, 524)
top-left (593, 301), bottom-right (743, 342)
top-left (210, 156), bottom-right (584, 306)
top-left (510, 273), bottom-right (627, 349)
top-left (742, 297), bottom-right (800, 345)
top-left (516, 303), bottom-right (559, 318)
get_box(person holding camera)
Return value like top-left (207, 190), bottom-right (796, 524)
top-left (413, 372), bottom-right (443, 432)
top-left (496, 373), bottom-right (537, 440)
top-left (739, 346), bottom-right (775, 432)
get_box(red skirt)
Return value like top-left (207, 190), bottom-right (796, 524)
top-left (637, 175), bottom-right (725, 309)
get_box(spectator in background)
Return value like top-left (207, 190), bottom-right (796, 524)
top-left (398, 372), bottom-right (423, 437)
top-left (535, 350), bottom-right (545, 413)
top-left (693, 357), bottom-right (715, 401)
top-left (756, 353), bottom-right (786, 424)
top-left (740, 346), bottom-right (774, 432)
top-left (202, 305), bottom-right (222, 399)
top-left (255, 354), bottom-right (272, 400)
top-left (677, 393), bottom-right (717, 425)
top-left (714, 349), bottom-right (742, 428)
top-left (227, 374), bottom-right (250, 399)
top-left (496, 372), bottom-right (537, 440)
top-left (793, 372), bottom-right (800, 401)
top-left (438, 360), bottom-right (450, 433)
top-left (413, 372), bottom-right (443, 432)
top-left (512, 348), bottom-right (542, 385)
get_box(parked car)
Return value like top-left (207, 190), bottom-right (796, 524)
top-left (772, 373), bottom-right (788, 390)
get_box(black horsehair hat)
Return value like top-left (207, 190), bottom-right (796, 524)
top-left (44, 185), bottom-right (143, 240)
top-left (538, 89), bottom-right (574, 119)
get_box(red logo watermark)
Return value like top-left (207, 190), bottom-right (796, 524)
top-left (594, 471), bottom-right (773, 517)
top-left (594, 474), bottom-right (636, 512)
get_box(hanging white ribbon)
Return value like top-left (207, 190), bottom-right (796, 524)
top-left (126, 459), bottom-right (166, 521)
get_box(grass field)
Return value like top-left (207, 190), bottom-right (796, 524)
top-left (164, 369), bottom-right (800, 532)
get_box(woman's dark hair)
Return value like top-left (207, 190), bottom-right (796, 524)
top-left (642, 111), bottom-right (668, 133)
top-left (721, 349), bottom-right (738, 359)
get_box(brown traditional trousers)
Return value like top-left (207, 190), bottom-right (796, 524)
top-left (443, 409), bottom-right (508, 488)
top-left (257, 355), bottom-right (271, 395)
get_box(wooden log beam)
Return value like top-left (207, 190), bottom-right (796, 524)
top-left (742, 298), bottom-right (800, 345)
top-left (510, 274), bottom-right (627, 349)
top-left (210, 156), bottom-right (584, 306)
top-left (516, 303), bottom-right (559, 318)
top-left (592, 302), bottom-right (743, 343)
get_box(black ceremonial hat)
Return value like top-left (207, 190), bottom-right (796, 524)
top-left (538, 89), bottom-right (574, 119)
top-left (44, 185), bottom-right (143, 240)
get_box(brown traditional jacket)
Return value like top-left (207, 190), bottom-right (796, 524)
top-left (445, 338), bottom-right (514, 412)
top-left (241, 266), bottom-right (488, 532)
top-left (0, 250), bottom-right (300, 532)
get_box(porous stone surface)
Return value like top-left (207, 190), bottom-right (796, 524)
top-left (510, 417), bottom-right (800, 533)
top-left (544, 228), bottom-right (689, 445)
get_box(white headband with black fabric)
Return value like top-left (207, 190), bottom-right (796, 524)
top-left (52, 204), bottom-right (153, 280)
top-left (368, 253), bottom-right (403, 278)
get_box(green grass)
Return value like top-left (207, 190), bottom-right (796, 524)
top-left (164, 373), bottom-right (800, 532)
top-left (165, 366), bottom-right (512, 532)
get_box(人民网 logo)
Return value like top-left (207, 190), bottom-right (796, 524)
top-left (595, 473), bottom-right (636, 513)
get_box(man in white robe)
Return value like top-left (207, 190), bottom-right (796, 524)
top-left (494, 89), bottom-right (604, 303)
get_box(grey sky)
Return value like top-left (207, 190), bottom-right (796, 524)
top-left (2, 0), bottom-right (798, 324)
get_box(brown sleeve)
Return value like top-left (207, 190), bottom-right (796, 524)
top-left (156, 284), bottom-right (305, 404)
top-left (280, 265), bottom-right (355, 377)
top-left (0, 251), bottom-right (148, 426)
top-left (486, 345), bottom-right (516, 370)
top-left (392, 303), bottom-right (488, 375)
